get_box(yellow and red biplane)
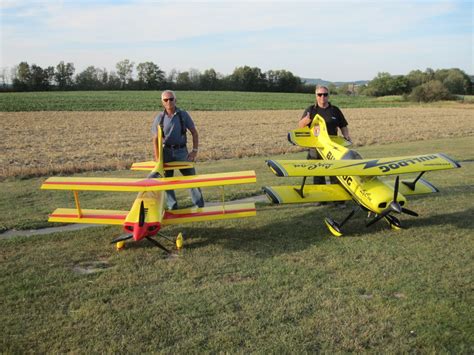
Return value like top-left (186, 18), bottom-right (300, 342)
top-left (41, 128), bottom-right (256, 252)
top-left (262, 115), bottom-right (461, 236)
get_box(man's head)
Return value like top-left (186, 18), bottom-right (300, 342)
top-left (161, 90), bottom-right (177, 110)
top-left (315, 85), bottom-right (329, 108)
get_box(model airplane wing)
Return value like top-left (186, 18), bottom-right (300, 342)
top-left (131, 161), bottom-right (194, 171)
top-left (41, 171), bottom-right (257, 192)
top-left (263, 184), bottom-right (351, 204)
top-left (47, 208), bottom-right (128, 224)
top-left (267, 153), bottom-right (460, 177)
top-left (162, 203), bottom-right (256, 225)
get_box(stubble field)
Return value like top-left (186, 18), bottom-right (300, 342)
top-left (1, 106), bottom-right (473, 179)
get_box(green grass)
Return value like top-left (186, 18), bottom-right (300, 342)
top-left (1, 137), bottom-right (473, 352)
top-left (0, 90), bottom-right (424, 111)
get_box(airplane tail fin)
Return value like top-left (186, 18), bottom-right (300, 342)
top-left (287, 114), bottom-right (351, 149)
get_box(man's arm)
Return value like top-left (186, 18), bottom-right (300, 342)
top-left (152, 136), bottom-right (159, 161)
top-left (340, 126), bottom-right (351, 142)
top-left (188, 127), bottom-right (199, 161)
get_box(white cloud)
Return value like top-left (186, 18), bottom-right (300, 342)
top-left (1, 0), bottom-right (471, 81)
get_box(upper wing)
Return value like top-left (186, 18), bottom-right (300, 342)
top-left (131, 160), bottom-right (194, 171)
top-left (41, 170), bottom-right (257, 192)
top-left (267, 153), bottom-right (460, 177)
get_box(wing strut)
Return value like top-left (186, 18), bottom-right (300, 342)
top-left (73, 191), bottom-right (82, 218)
top-left (402, 171), bottom-right (425, 191)
top-left (293, 176), bottom-right (307, 198)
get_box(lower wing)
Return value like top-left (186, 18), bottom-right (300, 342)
top-left (131, 160), bottom-right (194, 171)
top-left (263, 184), bottom-right (351, 204)
top-left (162, 203), bottom-right (256, 225)
top-left (47, 208), bottom-right (128, 224)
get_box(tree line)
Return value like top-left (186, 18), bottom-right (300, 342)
top-left (3, 59), bottom-right (309, 93)
top-left (2, 59), bottom-right (472, 102)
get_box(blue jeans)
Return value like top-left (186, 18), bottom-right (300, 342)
top-left (163, 147), bottom-right (204, 210)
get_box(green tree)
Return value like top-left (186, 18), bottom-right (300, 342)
top-left (75, 66), bottom-right (104, 90)
top-left (30, 64), bottom-right (54, 90)
top-left (12, 62), bottom-right (31, 91)
top-left (266, 69), bottom-right (301, 92)
top-left (176, 71), bottom-right (192, 89)
top-left (55, 61), bottom-right (75, 90)
top-left (408, 80), bottom-right (452, 102)
top-left (137, 61), bottom-right (164, 89)
top-left (115, 59), bottom-right (134, 89)
top-left (200, 68), bottom-right (220, 90)
top-left (230, 66), bottom-right (266, 91)
top-left (363, 72), bottom-right (410, 96)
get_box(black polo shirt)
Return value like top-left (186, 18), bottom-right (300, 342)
top-left (301, 103), bottom-right (348, 135)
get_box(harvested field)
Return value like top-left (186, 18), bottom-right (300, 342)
top-left (1, 107), bottom-right (473, 178)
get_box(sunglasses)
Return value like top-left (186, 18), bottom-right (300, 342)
top-left (163, 98), bottom-right (175, 102)
top-left (317, 93), bottom-right (329, 97)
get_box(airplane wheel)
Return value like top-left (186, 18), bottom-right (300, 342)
top-left (176, 232), bottom-right (184, 250)
top-left (116, 241), bottom-right (125, 251)
top-left (385, 215), bottom-right (402, 230)
top-left (324, 218), bottom-right (343, 237)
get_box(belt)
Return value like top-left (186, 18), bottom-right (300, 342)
top-left (164, 144), bottom-right (187, 149)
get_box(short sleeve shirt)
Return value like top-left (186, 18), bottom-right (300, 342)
top-left (151, 108), bottom-right (196, 146)
top-left (301, 103), bottom-right (348, 136)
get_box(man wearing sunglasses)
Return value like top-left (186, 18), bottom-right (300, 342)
top-left (298, 85), bottom-right (351, 206)
top-left (151, 90), bottom-right (204, 210)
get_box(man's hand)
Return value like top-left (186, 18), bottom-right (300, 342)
top-left (187, 150), bottom-right (198, 162)
top-left (298, 112), bottom-right (311, 128)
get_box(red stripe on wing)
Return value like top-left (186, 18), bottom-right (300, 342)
top-left (43, 174), bottom-right (256, 188)
top-left (49, 213), bottom-right (128, 220)
top-left (164, 207), bottom-right (256, 220)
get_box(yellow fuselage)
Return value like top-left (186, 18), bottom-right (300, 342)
top-left (316, 138), bottom-right (406, 214)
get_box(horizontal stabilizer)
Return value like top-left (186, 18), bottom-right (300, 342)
top-left (267, 153), bottom-right (460, 177)
top-left (386, 178), bottom-right (439, 195)
top-left (48, 208), bottom-right (128, 225)
top-left (262, 184), bottom-right (351, 204)
top-left (41, 171), bottom-right (257, 192)
top-left (162, 203), bottom-right (256, 225)
top-left (131, 160), bottom-right (194, 171)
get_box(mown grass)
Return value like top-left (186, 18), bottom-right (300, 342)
top-left (1, 90), bottom-right (465, 112)
top-left (1, 137), bottom-right (473, 352)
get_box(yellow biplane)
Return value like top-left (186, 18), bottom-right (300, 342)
top-left (41, 128), bottom-right (256, 252)
top-left (262, 115), bottom-right (461, 236)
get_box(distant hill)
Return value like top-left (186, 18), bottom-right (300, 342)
top-left (302, 78), bottom-right (369, 87)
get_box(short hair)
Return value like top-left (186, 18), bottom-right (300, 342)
top-left (315, 85), bottom-right (329, 94)
top-left (161, 90), bottom-right (177, 100)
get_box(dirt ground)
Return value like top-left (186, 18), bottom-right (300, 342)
top-left (1, 107), bottom-right (473, 178)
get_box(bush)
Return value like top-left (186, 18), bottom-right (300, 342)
top-left (408, 80), bottom-right (453, 102)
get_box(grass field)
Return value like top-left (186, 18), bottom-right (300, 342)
top-left (1, 137), bottom-right (473, 352)
top-left (2, 90), bottom-right (471, 112)
top-left (1, 92), bottom-right (473, 352)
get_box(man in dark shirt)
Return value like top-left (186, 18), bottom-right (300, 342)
top-left (299, 85), bottom-right (352, 187)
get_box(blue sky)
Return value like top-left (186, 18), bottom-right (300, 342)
top-left (1, 0), bottom-right (472, 81)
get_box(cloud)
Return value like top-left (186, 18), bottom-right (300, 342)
top-left (1, 0), bottom-right (472, 81)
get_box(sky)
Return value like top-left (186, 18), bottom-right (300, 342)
top-left (1, 0), bottom-right (472, 82)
